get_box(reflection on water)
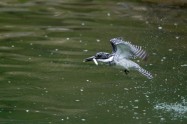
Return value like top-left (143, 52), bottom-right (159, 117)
top-left (0, 0), bottom-right (186, 123)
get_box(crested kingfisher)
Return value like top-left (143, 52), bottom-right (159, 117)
top-left (84, 37), bottom-right (153, 79)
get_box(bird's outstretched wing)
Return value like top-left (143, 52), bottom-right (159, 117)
top-left (110, 37), bottom-right (148, 60)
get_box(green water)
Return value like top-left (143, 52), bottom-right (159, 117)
top-left (0, 0), bottom-right (186, 123)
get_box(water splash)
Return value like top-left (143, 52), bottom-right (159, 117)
top-left (154, 99), bottom-right (187, 120)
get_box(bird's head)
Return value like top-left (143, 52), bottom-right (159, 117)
top-left (84, 52), bottom-right (110, 65)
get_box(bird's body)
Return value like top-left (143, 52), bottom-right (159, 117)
top-left (84, 37), bottom-right (153, 79)
top-left (114, 58), bottom-right (138, 70)
top-left (115, 58), bottom-right (153, 79)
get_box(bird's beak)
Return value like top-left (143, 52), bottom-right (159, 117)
top-left (84, 56), bottom-right (98, 65)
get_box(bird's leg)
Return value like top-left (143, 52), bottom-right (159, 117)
top-left (124, 69), bottom-right (129, 75)
top-left (108, 61), bottom-right (115, 66)
top-left (108, 62), bottom-right (112, 66)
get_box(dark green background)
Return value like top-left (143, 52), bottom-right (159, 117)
top-left (0, 0), bottom-right (186, 123)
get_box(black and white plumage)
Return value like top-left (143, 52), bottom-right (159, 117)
top-left (84, 37), bottom-right (153, 79)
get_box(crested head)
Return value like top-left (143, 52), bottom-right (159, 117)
top-left (94, 52), bottom-right (114, 63)
top-left (95, 52), bottom-right (110, 59)
top-left (84, 52), bottom-right (113, 65)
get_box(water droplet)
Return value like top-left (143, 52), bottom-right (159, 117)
top-left (145, 95), bottom-right (149, 98)
top-left (152, 53), bottom-right (157, 55)
top-left (26, 110), bottom-right (29, 112)
top-left (181, 64), bottom-right (187, 67)
top-left (81, 119), bottom-right (86, 121)
top-left (158, 26), bottom-right (162, 30)
top-left (96, 39), bottom-right (100, 42)
top-left (134, 112), bottom-right (138, 115)
top-left (174, 23), bottom-right (178, 26)
top-left (134, 100), bottom-right (139, 102)
top-left (83, 50), bottom-right (88, 52)
top-left (75, 99), bottom-right (80, 102)
top-left (119, 106), bottom-right (123, 109)
top-left (81, 22), bottom-right (85, 26)
top-left (175, 36), bottom-right (179, 39)
top-left (134, 106), bottom-right (139, 109)
top-left (124, 88), bottom-right (129, 91)
top-left (160, 118), bottom-right (165, 121)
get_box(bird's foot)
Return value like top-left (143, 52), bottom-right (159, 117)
top-left (124, 69), bottom-right (129, 75)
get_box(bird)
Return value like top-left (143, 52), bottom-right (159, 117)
top-left (84, 37), bottom-right (153, 79)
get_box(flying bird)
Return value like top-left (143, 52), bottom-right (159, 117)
top-left (84, 37), bottom-right (153, 79)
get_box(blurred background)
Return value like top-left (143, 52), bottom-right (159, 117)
top-left (0, 0), bottom-right (186, 123)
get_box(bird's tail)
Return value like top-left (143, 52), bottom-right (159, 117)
top-left (137, 67), bottom-right (153, 79)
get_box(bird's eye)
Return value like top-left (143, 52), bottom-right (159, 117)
top-left (96, 54), bottom-right (101, 58)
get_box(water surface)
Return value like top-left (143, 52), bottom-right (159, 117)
top-left (0, 0), bottom-right (187, 123)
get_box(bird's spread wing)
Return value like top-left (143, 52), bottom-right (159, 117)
top-left (110, 37), bottom-right (148, 60)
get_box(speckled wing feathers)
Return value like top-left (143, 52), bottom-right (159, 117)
top-left (110, 38), bottom-right (148, 60)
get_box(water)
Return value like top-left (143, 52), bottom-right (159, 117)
top-left (0, 0), bottom-right (187, 123)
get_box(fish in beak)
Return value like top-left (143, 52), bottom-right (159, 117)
top-left (84, 56), bottom-right (98, 65)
